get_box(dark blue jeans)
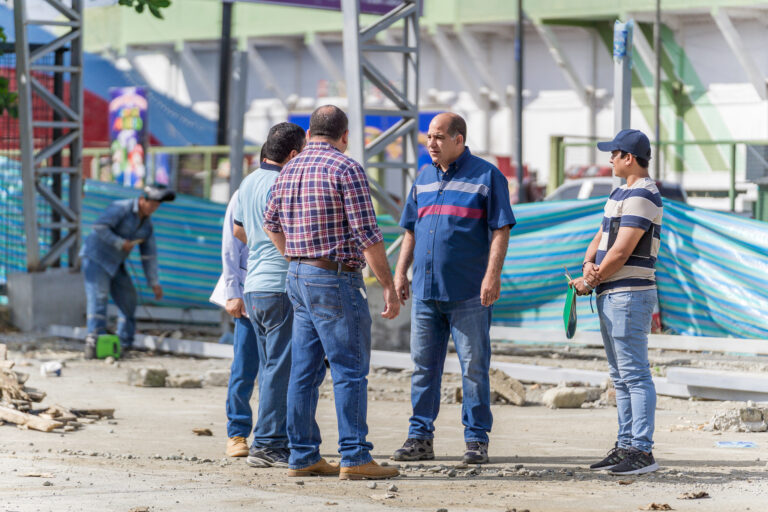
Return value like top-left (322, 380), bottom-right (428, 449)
top-left (243, 291), bottom-right (293, 449)
top-left (226, 316), bottom-right (260, 438)
top-left (82, 258), bottom-right (137, 347)
top-left (285, 261), bottom-right (373, 469)
top-left (408, 296), bottom-right (493, 443)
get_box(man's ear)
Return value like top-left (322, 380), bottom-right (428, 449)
top-left (341, 130), bottom-right (349, 145)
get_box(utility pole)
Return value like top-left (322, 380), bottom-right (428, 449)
top-left (228, 50), bottom-right (248, 196)
top-left (217, 0), bottom-right (233, 146)
top-left (612, 19), bottom-right (634, 190)
top-left (515, 0), bottom-right (526, 203)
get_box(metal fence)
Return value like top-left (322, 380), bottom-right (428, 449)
top-left (0, 43), bottom-right (58, 296)
top-left (549, 135), bottom-right (768, 213)
top-left (84, 145), bottom-right (262, 202)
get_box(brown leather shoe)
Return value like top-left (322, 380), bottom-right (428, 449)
top-left (287, 458), bottom-right (340, 477)
top-left (339, 461), bottom-right (399, 480)
top-left (225, 436), bottom-right (249, 457)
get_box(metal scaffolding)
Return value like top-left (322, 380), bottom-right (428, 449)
top-left (14, 0), bottom-right (84, 271)
top-left (341, 0), bottom-right (420, 222)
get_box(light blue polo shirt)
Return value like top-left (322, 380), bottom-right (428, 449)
top-left (233, 163), bottom-right (288, 293)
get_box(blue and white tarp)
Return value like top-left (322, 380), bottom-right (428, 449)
top-left (7, 176), bottom-right (768, 340)
top-left (495, 197), bottom-right (768, 339)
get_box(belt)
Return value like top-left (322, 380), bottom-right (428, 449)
top-left (290, 257), bottom-right (360, 274)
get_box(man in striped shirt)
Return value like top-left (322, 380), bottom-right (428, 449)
top-left (392, 113), bottom-right (516, 465)
top-left (571, 129), bottom-right (662, 475)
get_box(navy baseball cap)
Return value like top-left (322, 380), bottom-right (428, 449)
top-left (143, 184), bottom-right (176, 202)
top-left (596, 129), bottom-right (651, 160)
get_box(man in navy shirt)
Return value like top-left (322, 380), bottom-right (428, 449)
top-left (392, 113), bottom-right (516, 464)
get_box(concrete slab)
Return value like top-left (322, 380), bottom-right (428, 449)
top-left (666, 367), bottom-right (768, 401)
top-left (490, 326), bottom-right (768, 356)
top-left (7, 269), bottom-right (85, 332)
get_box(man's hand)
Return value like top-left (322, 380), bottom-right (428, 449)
top-left (583, 262), bottom-right (600, 286)
top-left (394, 271), bottom-right (410, 305)
top-left (569, 278), bottom-right (592, 296)
top-left (152, 284), bottom-right (163, 301)
top-left (381, 285), bottom-right (400, 319)
top-left (225, 298), bottom-right (246, 318)
top-left (480, 273), bottom-right (501, 307)
top-left (122, 239), bottom-right (140, 252)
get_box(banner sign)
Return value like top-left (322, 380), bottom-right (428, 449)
top-left (108, 86), bottom-right (148, 188)
top-left (227, 0), bottom-right (412, 15)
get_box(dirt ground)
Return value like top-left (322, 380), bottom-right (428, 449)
top-left (1, 334), bottom-right (767, 512)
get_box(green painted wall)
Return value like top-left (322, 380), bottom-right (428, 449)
top-left (83, 0), bottom-right (768, 53)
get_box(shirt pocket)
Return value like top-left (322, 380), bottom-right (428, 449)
top-left (306, 281), bottom-right (343, 320)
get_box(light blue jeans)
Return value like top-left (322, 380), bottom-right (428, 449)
top-left (597, 289), bottom-right (657, 453)
top-left (226, 316), bottom-right (259, 439)
top-left (243, 291), bottom-right (293, 449)
top-left (408, 296), bottom-right (493, 444)
top-left (284, 261), bottom-right (373, 469)
top-left (82, 258), bottom-right (137, 347)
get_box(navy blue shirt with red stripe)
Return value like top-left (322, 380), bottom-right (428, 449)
top-left (400, 147), bottom-right (516, 301)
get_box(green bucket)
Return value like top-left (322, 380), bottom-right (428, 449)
top-left (96, 334), bottom-right (121, 359)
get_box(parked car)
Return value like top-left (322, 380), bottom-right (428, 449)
top-left (544, 177), bottom-right (687, 203)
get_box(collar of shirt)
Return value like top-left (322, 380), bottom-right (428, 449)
top-left (304, 140), bottom-right (340, 153)
top-left (433, 146), bottom-right (472, 179)
top-left (132, 198), bottom-right (139, 214)
top-left (259, 162), bottom-right (282, 172)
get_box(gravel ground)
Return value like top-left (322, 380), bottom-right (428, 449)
top-left (0, 334), bottom-right (767, 512)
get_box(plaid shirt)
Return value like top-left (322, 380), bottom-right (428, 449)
top-left (263, 141), bottom-right (383, 268)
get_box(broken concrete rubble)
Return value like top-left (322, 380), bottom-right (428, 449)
top-left (128, 367), bottom-right (169, 387)
top-left (488, 368), bottom-right (526, 406)
top-left (166, 374), bottom-right (203, 389)
top-left (543, 387), bottom-right (587, 409)
top-left (707, 407), bottom-right (768, 432)
top-left (204, 369), bottom-right (230, 387)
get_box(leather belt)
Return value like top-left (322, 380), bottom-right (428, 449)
top-left (290, 257), bottom-right (360, 274)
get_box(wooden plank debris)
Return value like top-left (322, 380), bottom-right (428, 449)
top-left (70, 408), bottom-right (115, 419)
top-left (0, 369), bottom-right (30, 401)
top-left (0, 405), bottom-right (63, 432)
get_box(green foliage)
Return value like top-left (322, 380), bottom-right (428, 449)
top-left (0, 26), bottom-right (17, 117)
top-left (0, 0), bottom-right (171, 117)
top-left (118, 0), bottom-right (172, 20)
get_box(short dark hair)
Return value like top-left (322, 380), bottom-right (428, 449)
top-left (444, 113), bottom-right (467, 143)
top-left (263, 122), bottom-right (306, 163)
top-left (619, 150), bottom-right (649, 169)
top-left (309, 105), bottom-right (348, 140)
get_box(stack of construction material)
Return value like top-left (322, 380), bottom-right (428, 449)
top-left (0, 344), bottom-right (113, 432)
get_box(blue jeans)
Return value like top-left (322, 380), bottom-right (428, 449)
top-left (285, 261), bottom-right (373, 469)
top-left (226, 316), bottom-right (259, 438)
top-left (409, 296), bottom-right (493, 444)
top-left (82, 258), bottom-right (137, 347)
top-left (243, 291), bottom-right (293, 449)
top-left (597, 289), bottom-right (657, 453)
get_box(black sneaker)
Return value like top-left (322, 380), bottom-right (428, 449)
top-left (84, 334), bottom-right (97, 360)
top-left (610, 448), bottom-right (659, 475)
top-left (589, 445), bottom-right (628, 471)
top-left (462, 441), bottom-right (489, 464)
top-left (392, 438), bottom-right (434, 461)
top-left (246, 447), bottom-right (290, 468)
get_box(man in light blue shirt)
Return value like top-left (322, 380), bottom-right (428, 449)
top-left (233, 122), bottom-right (306, 468)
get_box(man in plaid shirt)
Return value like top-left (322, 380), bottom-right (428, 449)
top-left (264, 105), bottom-right (400, 480)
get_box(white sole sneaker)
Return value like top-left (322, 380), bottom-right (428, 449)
top-left (611, 461), bottom-right (659, 475)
